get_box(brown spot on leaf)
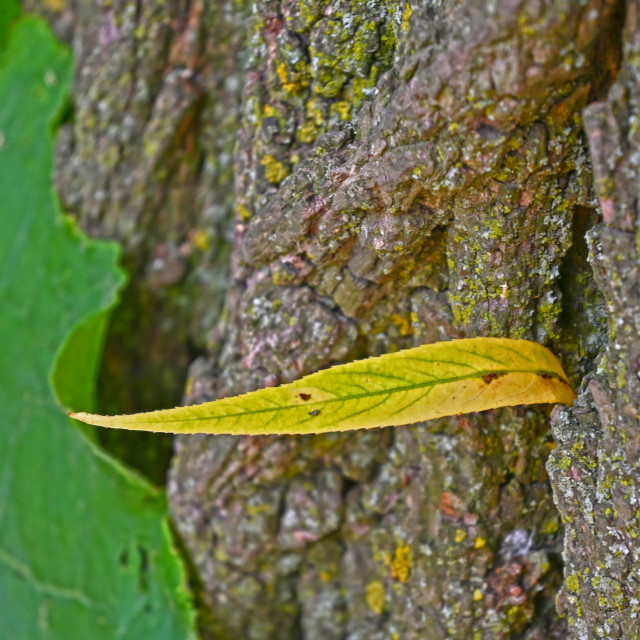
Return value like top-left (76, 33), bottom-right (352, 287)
top-left (483, 373), bottom-right (499, 384)
top-left (299, 393), bottom-right (312, 401)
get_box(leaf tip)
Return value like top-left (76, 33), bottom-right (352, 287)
top-left (69, 411), bottom-right (91, 424)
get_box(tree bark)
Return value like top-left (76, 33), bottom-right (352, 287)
top-left (548, 4), bottom-right (640, 637)
top-left (33, 0), bottom-right (639, 638)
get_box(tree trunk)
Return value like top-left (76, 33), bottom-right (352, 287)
top-left (33, 0), bottom-right (639, 638)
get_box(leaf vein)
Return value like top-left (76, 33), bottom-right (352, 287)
top-left (136, 368), bottom-right (561, 426)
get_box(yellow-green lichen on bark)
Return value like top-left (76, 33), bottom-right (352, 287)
top-left (235, 0), bottom-right (405, 221)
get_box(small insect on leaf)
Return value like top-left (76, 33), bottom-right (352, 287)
top-left (70, 338), bottom-right (576, 436)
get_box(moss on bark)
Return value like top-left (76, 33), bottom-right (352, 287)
top-left (167, 1), bottom-right (624, 638)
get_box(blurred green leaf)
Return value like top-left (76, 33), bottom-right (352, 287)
top-left (0, 16), bottom-right (197, 639)
top-left (0, 0), bottom-right (19, 48)
top-left (52, 308), bottom-right (112, 416)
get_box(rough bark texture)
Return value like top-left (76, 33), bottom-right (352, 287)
top-left (33, 0), bottom-right (639, 638)
top-left (548, 3), bottom-right (640, 637)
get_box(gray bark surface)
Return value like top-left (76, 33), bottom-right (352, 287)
top-left (33, 0), bottom-right (639, 638)
top-left (548, 3), bottom-right (640, 637)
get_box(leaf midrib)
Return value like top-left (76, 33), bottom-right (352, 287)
top-left (116, 367), bottom-right (569, 425)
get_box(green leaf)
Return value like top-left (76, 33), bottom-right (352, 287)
top-left (0, 0), bottom-right (19, 48)
top-left (72, 338), bottom-right (575, 435)
top-left (0, 17), bottom-right (197, 639)
top-left (52, 309), bottom-right (113, 415)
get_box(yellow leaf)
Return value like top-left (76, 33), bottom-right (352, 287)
top-left (70, 338), bottom-right (575, 435)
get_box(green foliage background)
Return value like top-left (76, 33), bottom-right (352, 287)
top-left (0, 6), bottom-right (197, 638)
